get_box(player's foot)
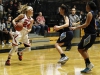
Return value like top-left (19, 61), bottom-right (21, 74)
top-left (58, 56), bottom-right (69, 64)
top-left (17, 52), bottom-right (22, 61)
top-left (5, 60), bottom-right (10, 66)
top-left (81, 63), bottom-right (94, 73)
top-left (65, 46), bottom-right (71, 51)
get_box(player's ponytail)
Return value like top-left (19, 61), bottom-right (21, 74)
top-left (60, 4), bottom-right (69, 16)
top-left (18, 4), bottom-right (28, 14)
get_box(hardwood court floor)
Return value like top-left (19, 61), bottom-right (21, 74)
top-left (0, 44), bottom-right (100, 75)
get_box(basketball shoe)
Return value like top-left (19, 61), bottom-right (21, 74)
top-left (17, 52), bottom-right (22, 61)
top-left (58, 56), bottom-right (69, 64)
top-left (81, 63), bottom-right (94, 73)
top-left (5, 60), bottom-right (10, 66)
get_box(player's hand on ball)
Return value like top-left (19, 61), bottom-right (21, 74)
top-left (54, 25), bottom-right (60, 31)
top-left (14, 23), bottom-right (17, 27)
top-left (70, 27), bottom-right (77, 30)
top-left (14, 22), bottom-right (23, 31)
top-left (13, 22), bottom-right (18, 27)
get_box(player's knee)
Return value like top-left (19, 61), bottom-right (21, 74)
top-left (78, 49), bottom-right (84, 53)
top-left (55, 43), bottom-right (57, 47)
top-left (55, 43), bottom-right (59, 48)
top-left (24, 43), bottom-right (30, 47)
top-left (9, 46), bottom-right (18, 55)
top-left (25, 47), bottom-right (31, 52)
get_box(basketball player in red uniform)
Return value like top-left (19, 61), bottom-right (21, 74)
top-left (5, 5), bottom-right (34, 65)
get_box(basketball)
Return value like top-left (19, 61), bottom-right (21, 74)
top-left (15, 22), bottom-right (23, 31)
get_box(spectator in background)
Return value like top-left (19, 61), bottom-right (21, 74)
top-left (95, 13), bottom-right (100, 27)
top-left (5, 13), bottom-right (13, 24)
top-left (79, 11), bottom-right (86, 24)
top-left (36, 12), bottom-right (48, 36)
top-left (0, 18), bottom-right (5, 45)
top-left (0, 0), bottom-right (3, 19)
top-left (0, 18), bottom-right (11, 45)
top-left (98, 11), bottom-right (100, 21)
top-left (6, 16), bottom-right (13, 31)
top-left (69, 8), bottom-right (80, 27)
top-left (95, 12), bottom-right (100, 36)
top-left (13, 0), bottom-right (19, 18)
top-left (32, 21), bottom-right (41, 35)
top-left (6, 0), bottom-right (14, 18)
top-left (3, 12), bottom-right (7, 21)
top-left (7, 13), bottom-right (13, 18)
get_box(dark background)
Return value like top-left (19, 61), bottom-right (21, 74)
top-left (3, 0), bottom-right (100, 27)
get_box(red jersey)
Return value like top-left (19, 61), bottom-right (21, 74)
top-left (20, 14), bottom-right (32, 29)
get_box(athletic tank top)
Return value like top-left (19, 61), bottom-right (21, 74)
top-left (20, 14), bottom-right (32, 29)
top-left (84, 11), bottom-right (96, 34)
top-left (58, 15), bottom-right (70, 34)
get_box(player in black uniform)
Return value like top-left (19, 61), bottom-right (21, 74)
top-left (54, 4), bottom-right (73, 64)
top-left (70, 1), bottom-right (97, 73)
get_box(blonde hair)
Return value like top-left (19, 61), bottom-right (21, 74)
top-left (18, 4), bottom-right (33, 18)
top-left (18, 4), bottom-right (27, 14)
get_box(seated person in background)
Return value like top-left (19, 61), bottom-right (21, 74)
top-left (0, 18), bottom-right (11, 45)
top-left (95, 14), bottom-right (100, 36)
top-left (0, 19), bottom-right (5, 45)
top-left (32, 21), bottom-right (41, 35)
top-left (6, 16), bottom-right (13, 35)
top-left (6, 16), bottom-right (13, 32)
top-left (95, 13), bottom-right (100, 27)
top-left (36, 12), bottom-right (48, 36)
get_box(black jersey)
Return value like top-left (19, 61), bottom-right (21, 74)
top-left (57, 15), bottom-right (70, 34)
top-left (84, 11), bottom-right (96, 34)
